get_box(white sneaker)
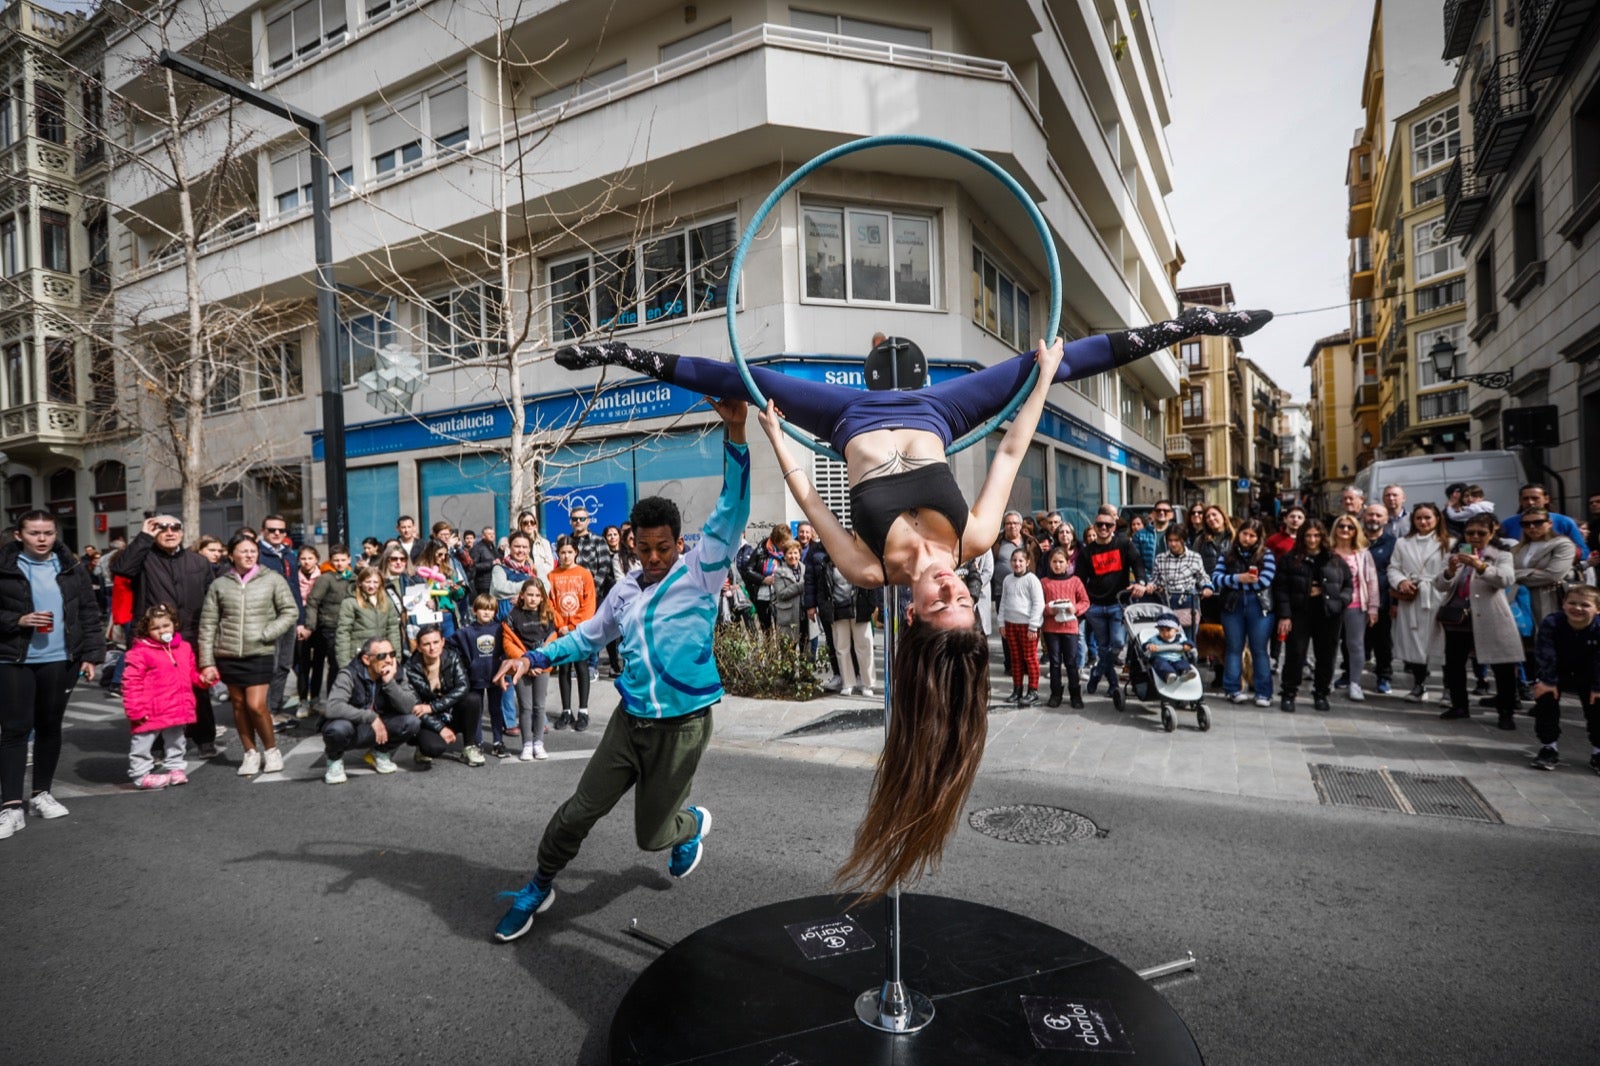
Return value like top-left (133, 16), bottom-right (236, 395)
top-left (519, 744), bottom-right (535, 762)
top-left (0, 806), bottom-right (24, 839)
top-left (859, 687), bottom-right (874, 698)
top-left (261, 748), bottom-right (285, 774)
top-left (1254, 696), bottom-right (1272, 708)
top-left (27, 791), bottom-right (69, 820)
top-left (532, 742), bottom-right (548, 760)
top-left (1229, 692), bottom-right (1250, 704)
top-left (323, 757), bottom-right (347, 785)
top-left (1348, 683), bottom-right (1365, 702)
top-left (237, 749), bottom-right (262, 776)
top-left (463, 745), bottom-right (486, 767)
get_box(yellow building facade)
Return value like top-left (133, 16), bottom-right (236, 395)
top-left (1374, 93), bottom-right (1471, 457)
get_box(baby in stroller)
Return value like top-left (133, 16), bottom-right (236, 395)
top-left (1143, 614), bottom-right (1199, 684)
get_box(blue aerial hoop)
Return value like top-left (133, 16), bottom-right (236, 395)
top-left (724, 133), bottom-right (1063, 460)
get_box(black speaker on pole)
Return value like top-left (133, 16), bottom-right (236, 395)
top-left (1502, 405), bottom-right (1560, 449)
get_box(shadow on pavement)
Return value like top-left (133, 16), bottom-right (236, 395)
top-left (228, 842), bottom-right (672, 1062)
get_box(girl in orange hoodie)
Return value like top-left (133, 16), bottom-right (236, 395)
top-left (548, 536), bottom-right (597, 731)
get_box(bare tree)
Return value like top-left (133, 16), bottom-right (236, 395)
top-left (0, 0), bottom-right (304, 533)
top-left (297, 0), bottom-right (735, 517)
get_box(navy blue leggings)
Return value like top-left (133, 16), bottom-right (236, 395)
top-left (660, 336), bottom-right (1117, 450)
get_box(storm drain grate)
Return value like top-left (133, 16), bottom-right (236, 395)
top-left (1387, 769), bottom-right (1503, 823)
top-left (1309, 764), bottom-right (1502, 824)
top-left (1310, 765), bottom-right (1404, 812)
top-left (968, 805), bottom-right (1101, 845)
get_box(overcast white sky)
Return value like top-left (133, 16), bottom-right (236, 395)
top-left (1148, 0), bottom-right (1374, 400)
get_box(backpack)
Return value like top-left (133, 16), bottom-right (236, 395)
top-left (827, 559), bottom-right (853, 610)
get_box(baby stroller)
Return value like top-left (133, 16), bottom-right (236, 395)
top-left (1121, 593), bottom-right (1210, 733)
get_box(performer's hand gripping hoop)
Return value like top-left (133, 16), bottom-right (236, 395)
top-left (724, 134), bottom-right (1063, 461)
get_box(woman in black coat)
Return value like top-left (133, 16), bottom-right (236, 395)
top-left (403, 623), bottom-right (471, 766)
top-left (1273, 521), bottom-right (1353, 713)
top-left (0, 511), bottom-right (106, 838)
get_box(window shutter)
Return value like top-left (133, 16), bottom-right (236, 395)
top-left (271, 150), bottom-right (304, 199)
top-left (292, 0), bottom-right (320, 54)
top-left (369, 100), bottom-right (420, 156)
top-left (321, 0), bottom-right (347, 35)
top-left (428, 81), bottom-right (468, 142)
top-left (267, 13), bottom-right (294, 67)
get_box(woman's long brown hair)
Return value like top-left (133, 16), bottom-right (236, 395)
top-left (835, 620), bottom-right (990, 901)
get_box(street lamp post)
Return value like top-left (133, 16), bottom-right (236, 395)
top-left (1429, 336), bottom-right (1513, 391)
top-left (156, 49), bottom-right (347, 546)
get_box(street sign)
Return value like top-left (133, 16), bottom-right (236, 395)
top-left (1236, 478), bottom-right (1251, 491)
top-left (1502, 405), bottom-right (1560, 448)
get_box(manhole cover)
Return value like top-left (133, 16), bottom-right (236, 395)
top-left (968, 805), bottom-right (1100, 845)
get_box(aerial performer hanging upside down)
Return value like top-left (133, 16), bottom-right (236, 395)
top-left (554, 305), bottom-right (1271, 899)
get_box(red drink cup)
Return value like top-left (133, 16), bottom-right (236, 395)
top-left (37, 612), bottom-right (54, 635)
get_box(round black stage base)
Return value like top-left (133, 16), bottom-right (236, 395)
top-left (610, 893), bottom-right (1204, 1064)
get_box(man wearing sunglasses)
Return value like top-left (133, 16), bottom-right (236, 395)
top-left (114, 515), bottom-right (226, 756)
top-left (319, 637), bottom-right (419, 785)
top-left (1500, 483), bottom-right (1588, 562)
top-left (1079, 514), bottom-right (1147, 701)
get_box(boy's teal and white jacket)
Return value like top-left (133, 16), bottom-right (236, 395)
top-left (530, 440), bottom-right (750, 718)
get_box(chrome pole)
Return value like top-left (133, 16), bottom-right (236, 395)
top-left (855, 584), bottom-right (935, 1033)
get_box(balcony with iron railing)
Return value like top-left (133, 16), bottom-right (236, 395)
top-left (1353, 303), bottom-right (1376, 341)
top-left (1416, 386), bottom-right (1471, 422)
top-left (1380, 400), bottom-right (1411, 448)
top-left (80, 263), bottom-right (111, 297)
top-left (1381, 232), bottom-right (1405, 293)
top-left (1412, 169), bottom-right (1449, 209)
top-left (74, 135), bottom-right (106, 173)
top-left (1519, 0), bottom-right (1599, 84)
top-left (1350, 236), bottom-right (1375, 299)
top-left (1350, 383), bottom-right (1381, 415)
top-left (1442, 146), bottom-right (1492, 238)
top-left (1414, 276), bottom-right (1467, 315)
top-left (1443, 0), bottom-right (1490, 59)
top-left (1472, 52), bottom-right (1536, 175)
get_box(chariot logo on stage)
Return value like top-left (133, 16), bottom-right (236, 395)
top-left (1020, 996), bottom-right (1134, 1053)
top-left (784, 916), bottom-right (877, 961)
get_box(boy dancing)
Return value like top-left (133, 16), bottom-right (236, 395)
top-left (493, 398), bottom-right (750, 942)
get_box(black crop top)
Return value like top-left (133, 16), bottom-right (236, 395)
top-left (849, 464), bottom-right (970, 567)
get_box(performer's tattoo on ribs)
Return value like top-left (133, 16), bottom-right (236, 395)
top-left (862, 451), bottom-right (938, 479)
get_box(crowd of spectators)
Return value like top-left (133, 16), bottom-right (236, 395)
top-left (3, 475), bottom-right (1598, 844)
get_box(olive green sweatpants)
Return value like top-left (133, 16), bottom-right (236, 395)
top-left (535, 706), bottom-right (713, 876)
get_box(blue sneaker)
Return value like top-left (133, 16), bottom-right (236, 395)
top-left (492, 880), bottom-right (555, 943)
top-left (1375, 679), bottom-right (1392, 695)
top-left (668, 806), bottom-right (713, 879)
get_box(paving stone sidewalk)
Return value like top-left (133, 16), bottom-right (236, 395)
top-left (709, 684), bottom-right (1600, 835)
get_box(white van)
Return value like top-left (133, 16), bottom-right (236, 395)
top-left (1350, 450), bottom-right (1527, 517)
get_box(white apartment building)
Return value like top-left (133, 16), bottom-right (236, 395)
top-left (80, 0), bottom-right (1185, 544)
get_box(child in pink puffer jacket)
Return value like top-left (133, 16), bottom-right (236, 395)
top-left (123, 605), bottom-right (205, 789)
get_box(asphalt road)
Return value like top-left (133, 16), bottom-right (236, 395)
top-left (4, 692), bottom-right (1597, 1065)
